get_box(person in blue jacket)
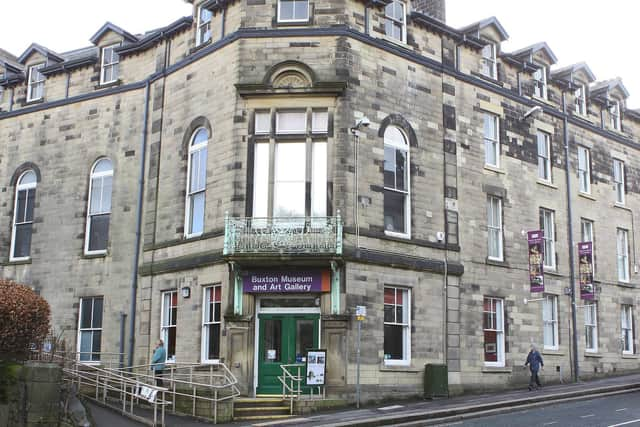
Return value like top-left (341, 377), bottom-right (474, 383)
top-left (524, 345), bottom-right (544, 390)
top-left (151, 340), bottom-right (167, 387)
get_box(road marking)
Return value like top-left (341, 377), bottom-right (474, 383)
top-left (378, 405), bottom-right (404, 411)
top-left (543, 422), bottom-right (558, 426)
top-left (608, 419), bottom-right (640, 427)
top-left (253, 418), bottom-right (309, 426)
top-left (581, 414), bottom-right (595, 418)
top-left (617, 408), bottom-right (629, 412)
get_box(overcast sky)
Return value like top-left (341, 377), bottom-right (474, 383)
top-left (1, 1), bottom-right (638, 107)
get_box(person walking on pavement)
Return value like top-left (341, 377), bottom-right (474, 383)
top-left (151, 339), bottom-right (167, 387)
top-left (524, 345), bottom-right (544, 390)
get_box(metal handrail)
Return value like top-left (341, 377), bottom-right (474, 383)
top-left (278, 363), bottom-right (326, 414)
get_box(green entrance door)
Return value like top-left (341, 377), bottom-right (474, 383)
top-left (257, 313), bottom-right (319, 395)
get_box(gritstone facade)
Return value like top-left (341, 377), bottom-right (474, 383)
top-left (1, 0), bottom-right (640, 400)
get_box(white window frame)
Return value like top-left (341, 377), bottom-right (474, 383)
top-left (201, 285), bottom-right (222, 364)
top-left (84, 159), bottom-right (113, 255)
top-left (537, 130), bottom-right (551, 182)
top-left (481, 43), bottom-right (497, 79)
top-left (27, 63), bottom-right (45, 102)
top-left (277, 0), bottom-right (310, 23)
top-left (541, 209), bottom-right (556, 270)
top-left (185, 128), bottom-right (209, 238)
top-left (584, 302), bottom-right (598, 353)
top-left (483, 297), bottom-right (505, 367)
top-left (581, 219), bottom-right (595, 277)
top-left (77, 297), bottom-right (103, 363)
top-left (621, 305), bottom-right (634, 355)
top-left (617, 228), bottom-right (630, 283)
top-left (543, 294), bottom-right (559, 350)
top-left (575, 84), bottom-right (587, 116)
top-left (487, 196), bottom-right (503, 261)
top-left (533, 66), bottom-right (547, 99)
top-left (384, 1), bottom-right (407, 43)
top-left (383, 126), bottom-right (411, 239)
top-left (196, 6), bottom-right (213, 46)
top-left (161, 290), bottom-right (178, 363)
top-left (577, 146), bottom-right (591, 194)
top-left (100, 44), bottom-right (120, 85)
top-left (613, 159), bottom-right (625, 205)
top-left (484, 113), bottom-right (500, 168)
top-left (610, 100), bottom-right (621, 131)
top-left (383, 286), bottom-right (411, 366)
top-left (10, 170), bottom-right (37, 262)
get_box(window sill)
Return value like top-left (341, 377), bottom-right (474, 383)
top-left (95, 79), bottom-right (122, 90)
top-left (483, 165), bottom-right (505, 174)
top-left (536, 179), bottom-right (557, 189)
top-left (380, 364), bottom-right (419, 373)
top-left (275, 17), bottom-right (313, 27)
top-left (380, 34), bottom-right (410, 49)
top-left (584, 352), bottom-right (602, 358)
top-left (5, 258), bottom-right (32, 266)
top-left (616, 281), bottom-right (633, 288)
top-left (622, 354), bottom-right (638, 359)
top-left (82, 252), bottom-right (107, 260)
top-left (543, 268), bottom-right (562, 277)
top-left (482, 366), bottom-right (510, 373)
top-left (578, 192), bottom-right (595, 201)
top-left (531, 95), bottom-right (555, 108)
top-left (573, 113), bottom-right (597, 125)
top-left (542, 349), bottom-right (564, 356)
top-left (384, 230), bottom-right (411, 240)
top-left (470, 71), bottom-right (503, 87)
top-left (190, 39), bottom-right (212, 54)
top-left (486, 258), bottom-right (509, 268)
top-left (24, 98), bottom-right (45, 106)
top-left (613, 203), bottom-right (631, 212)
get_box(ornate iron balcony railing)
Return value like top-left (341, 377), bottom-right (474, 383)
top-left (223, 213), bottom-right (342, 256)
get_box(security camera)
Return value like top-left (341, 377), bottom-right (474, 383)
top-left (356, 117), bottom-right (370, 128)
top-left (522, 105), bottom-right (543, 120)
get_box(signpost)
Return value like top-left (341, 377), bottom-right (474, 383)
top-left (305, 349), bottom-right (326, 386)
top-left (355, 305), bottom-right (366, 409)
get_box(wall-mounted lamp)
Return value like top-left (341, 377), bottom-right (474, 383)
top-left (521, 105), bottom-right (543, 121)
top-left (181, 286), bottom-right (191, 299)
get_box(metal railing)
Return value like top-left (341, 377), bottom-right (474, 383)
top-left (223, 213), bottom-right (343, 256)
top-left (278, 364), bottom-right (325, 415)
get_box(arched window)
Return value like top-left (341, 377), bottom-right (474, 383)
top-left (186, 128), bottom-right (208, 237)
top-left (11, 170), bottom-right (37, 260)
top-left (85, 158), bottom-right (113, 254)
top-left (383, 126), bottom-right (410, 236)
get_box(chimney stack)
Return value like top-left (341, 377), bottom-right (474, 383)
top-left (412, 0), bottom-right (446, 23)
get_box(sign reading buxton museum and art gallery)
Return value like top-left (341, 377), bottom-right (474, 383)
top-left (527, 230), bottom-right (545, 293)
top-left (243, 270), bottom-right (331, 293)
top-left (578, 241), bottom-right (595, 300)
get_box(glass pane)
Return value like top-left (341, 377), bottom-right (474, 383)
top-left (192, 128), bottom-right (208, 146)
top-left (311, 142), bottom-right (327, 217)
top-left (213, 302), bottom-right (221, 322)
top-left (294, 0), bottom-right (309, 20)
top-left (208, 324), bottom-right (220, 359)
top-left (102, 176), bottom-right (112, 213)
top-left (90, 178), bottom-right (102, 214)
top-left (384, 126), bottom-right (405, 148)
top-left (384, 146), bottom-right (396, 188)
top-left (383, 189), bottom-right (406, 233)
top-left (312, 111), bottom-right (328, 133)
top-left (16, 190), bottom-right (27, 222)
top-left (89, 214), bottom-right (110, 251)
top-left (384, 304), bottom-right (394, 323)
top-left (255, 112), bottom-right (270, 134)
top-left (484, 330), bottom-right (497, 361)
top-left (384, 324), bottom-right (403, 360)
top-left (80, 331), bottom-right (92, 361)
top-left (484, 114), bottom-right (495, 138)
top-left (91, 331), bottom-right (102, 361)
top-left (296, 319), bottom-right (314, 359)
top-left (395, 149), bottom-right (407, 191)
top-left (275, 143), bottom-right (306, 181)
top-left (13, 224), bottom-right (32, 258)
top-left (189, 192), bottom-right (205, 234)
top-left (279, 0), bottom-right (294, 20)
top-left (19, 171), bottom-right (37, 185)
top-left (253, 143), bottom-right (269, 218)
top-left (80, 299), bottom-right (93, 329)
top-left (167, 327), bottom-right (176, 359)
top-left (274, 182), bottom-right (305, 217)
top-left (92, 298), bottom-right (103, 329)
top-left (276, 111), bottom-right (306, 133)
top-left (263, 319), bottom-right (282, 362)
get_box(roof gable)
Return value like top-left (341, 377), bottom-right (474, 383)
top-left (591, 78), bottom-right (630, 100)
top-left (459, 16), bottom-right (509, 42)
top-left (511, 42), bottom-right (558, 66)
top-left (17, 43), bottom-right (63, 65)
top-left (90, 22), bottom-right (138, 45)
top-left (550, 62), bottom-right (596, 85)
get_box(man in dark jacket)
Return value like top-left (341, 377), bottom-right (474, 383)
top-left (524, 345), bottom-right (544, 390)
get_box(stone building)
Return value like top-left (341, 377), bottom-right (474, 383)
top-left (1, 0), bottom-right (639, 401)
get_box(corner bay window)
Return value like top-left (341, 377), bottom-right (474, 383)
top-left (384, 1), bottom-right (406, 42)
top-left (252, 109), bottom-right (329, 220)
top-left (277, 0), bottom-right (309, 23)
top-left (542, 294), bottom-right (558, 350)
top-left (384, 126), bottom-right (410, 236)
top-left (161, 291), bottom-right (178, 362)
top-left (78, 297), bottom-right (103, 362)
top-left (384, 286), bottom-right (410, 364)
top-left (85, 158), bottom-right (113, 254)
top-left (483, 297), bottom-right (504, 366)
top-left (202, 285), bottom-right (222, 362)
top-left (11, 170), bottom-right (37, 261)
top-left (185, 128), bottom-right (208, 237)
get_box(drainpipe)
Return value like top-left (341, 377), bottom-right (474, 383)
top-left (128, 80), bottom-right (151, 368)
top-left (562, 90), bottom-right (579, 383)
top-left (119, 312), bottom-right (127, 368)
top-left (364, 3), bottom-right (369, 35)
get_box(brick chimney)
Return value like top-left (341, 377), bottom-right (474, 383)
top-left (412, 0), bottom-right (446, 23)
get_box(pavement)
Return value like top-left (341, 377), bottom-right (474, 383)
top-left (84, 373), bottom-right (640, 426)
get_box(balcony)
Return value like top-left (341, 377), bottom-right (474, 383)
top-left (223, 214), bottom-right (343, 256)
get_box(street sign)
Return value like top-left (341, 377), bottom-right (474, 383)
top-left (356, 305), bottom-right (366, 321)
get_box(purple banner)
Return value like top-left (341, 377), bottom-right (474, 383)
top-left (528, 230), bottom-right (545, 293)
top-left (578, 242), bottom-right (595, 300)
top-left (242, 270), bottom-right (331, 293)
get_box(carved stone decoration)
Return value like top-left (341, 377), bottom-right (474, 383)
top-left (272, 71), bottom-right (312, 89)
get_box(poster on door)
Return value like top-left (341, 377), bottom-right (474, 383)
top-left (527, 230), bottom-right (545, 293)
top-left (305, 349), bottom-right (326, 386)
top-left (578, 241), bottom-right (594, 300)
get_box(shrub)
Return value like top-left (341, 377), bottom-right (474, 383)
top-left (0, 279), bottom-right (51, 360)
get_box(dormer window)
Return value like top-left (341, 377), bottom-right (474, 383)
top-left (609, 100), bottom-right (621, 131)
top-left (533, 67), bottom-right (547, 99)
top-left (27, 63), bottom-right (45, 102)
top-left (385, 1), bottom-right (407, 43)
top-left (277, 0), bottom-right (309, 23)
top-left (100, 44), bottom-right (120, 85)
top-left (196, 6), bottom-right (213, 46)
top-left (575, 84), bottom-right (587, 116)
top-left (481, 43), bottom-right (497, 79)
